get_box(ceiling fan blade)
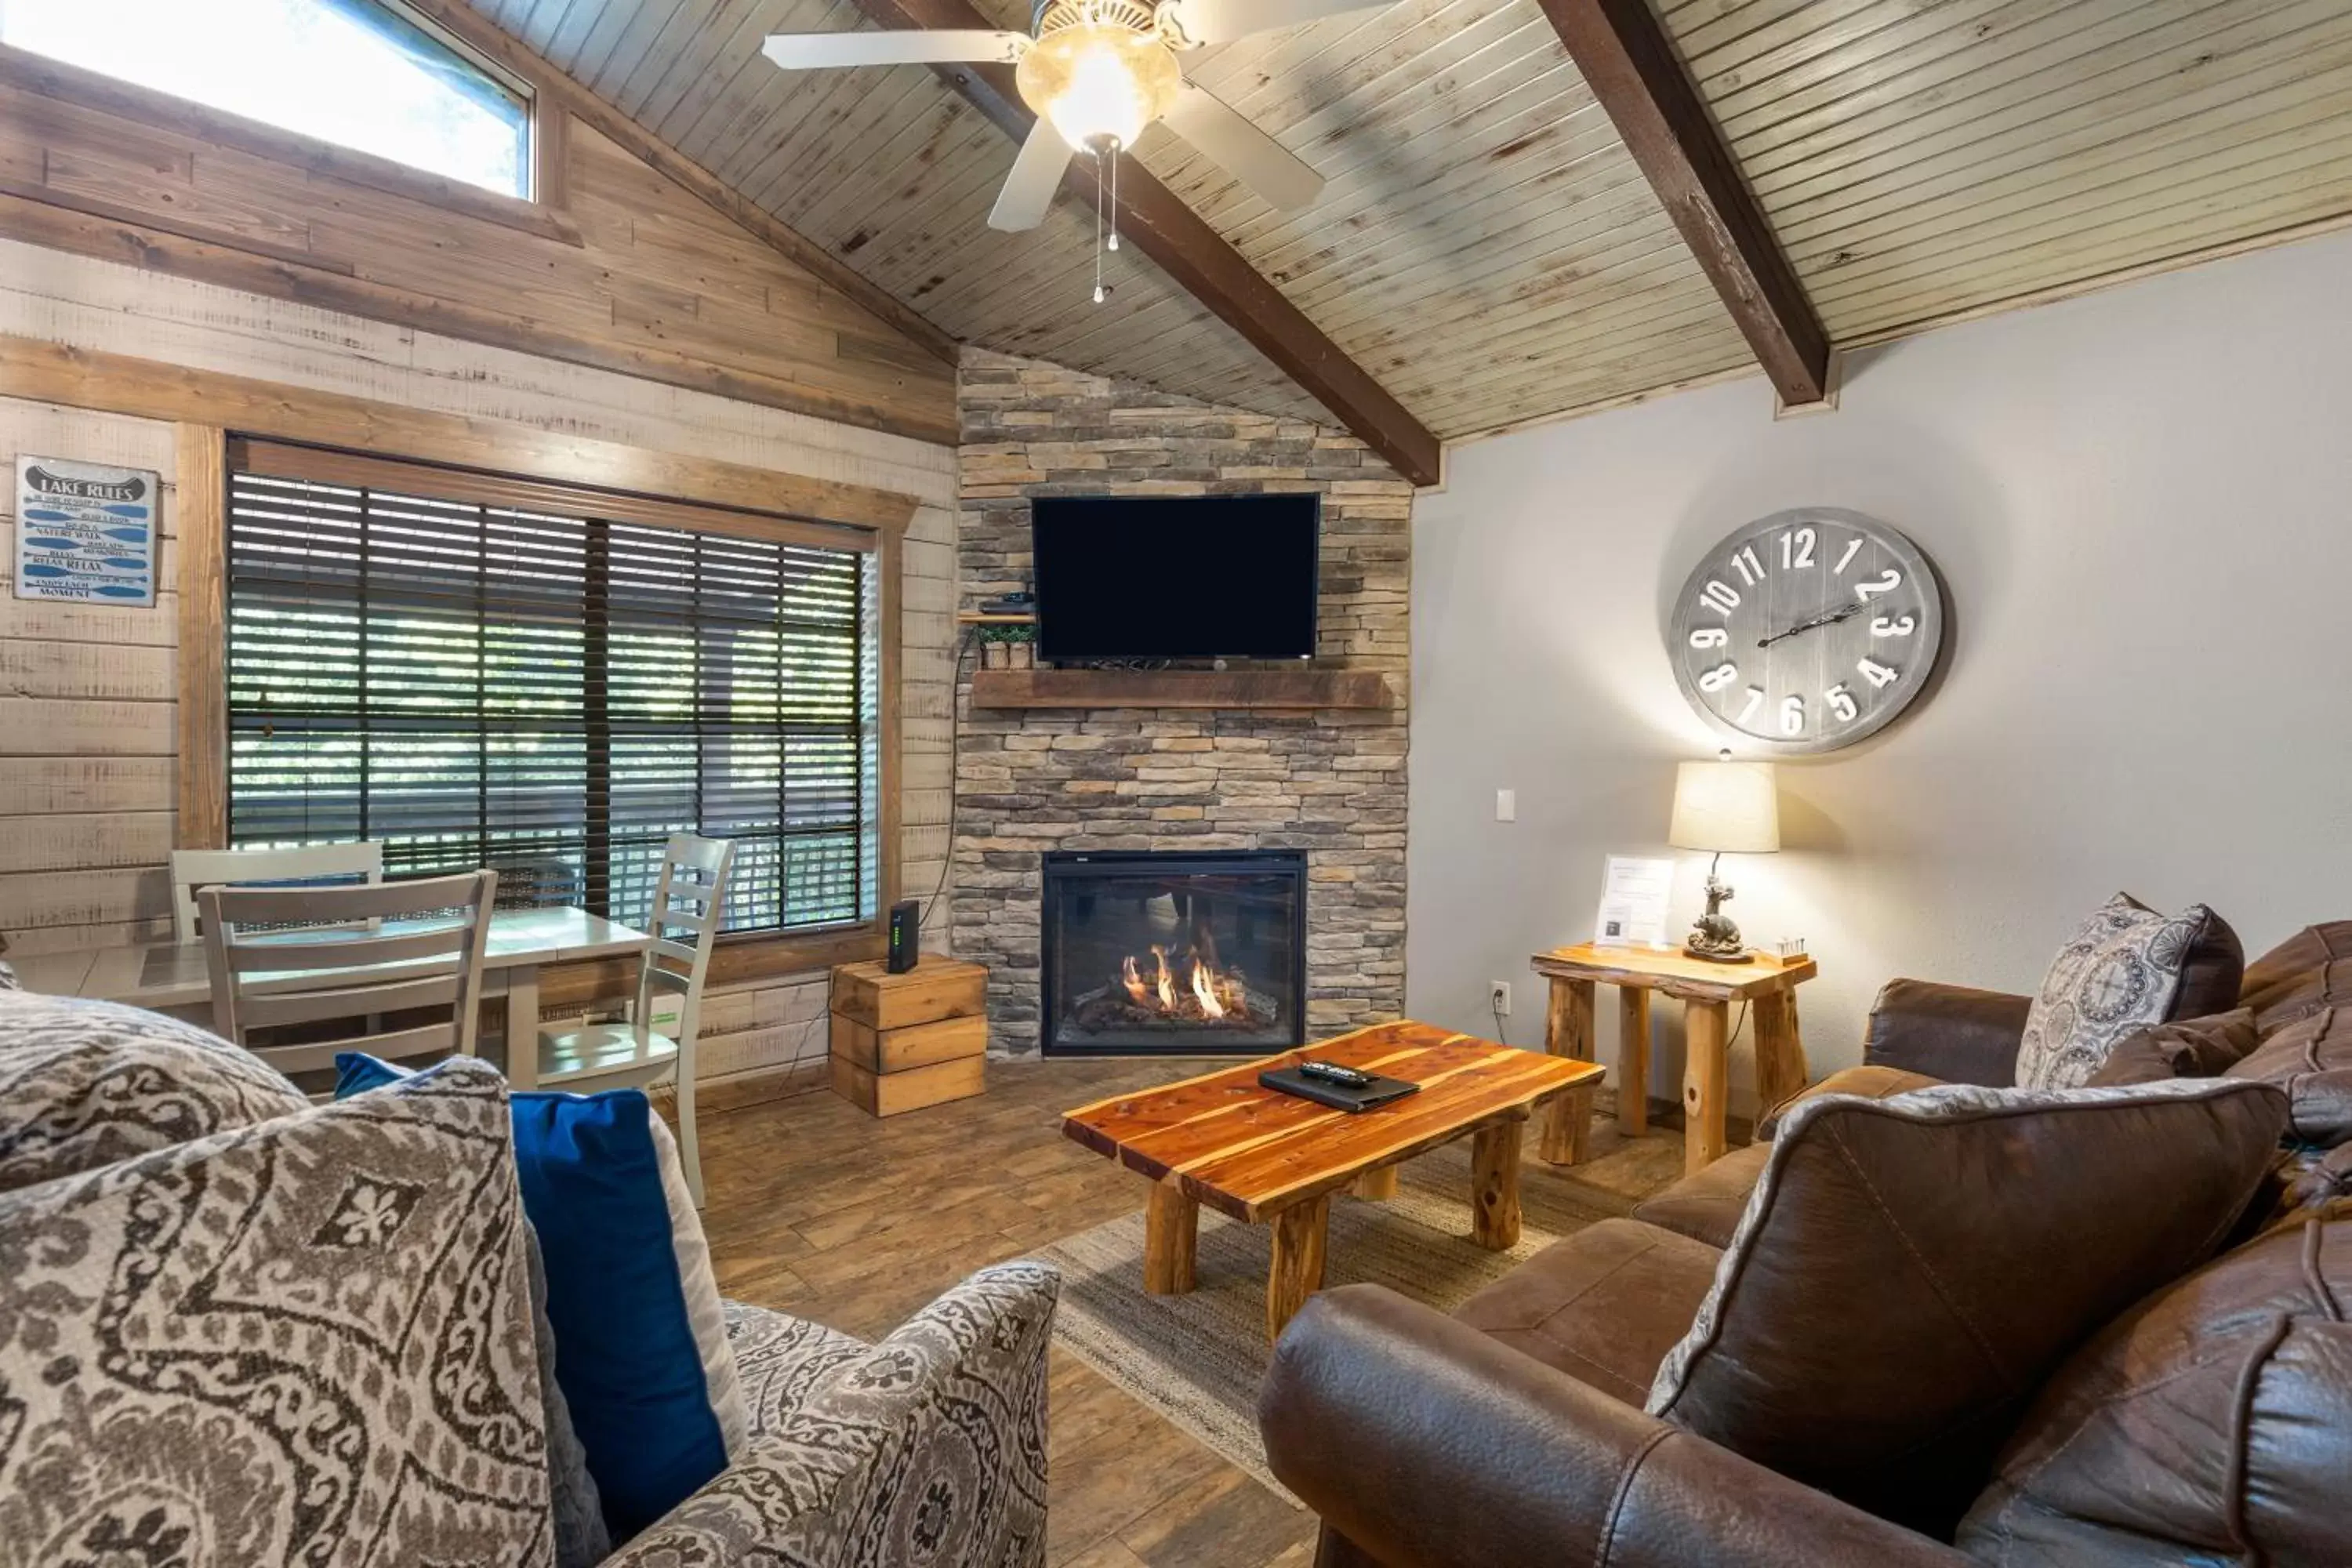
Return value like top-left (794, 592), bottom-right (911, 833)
top-left (761, 29), bottom-right (1025, 71)
top-left (1163, 81), bottom-right (1324, 210)
top-left (989, 121), bottom-right (1075, 232)
top-left (1162, 0), bottom-right (1395, 45)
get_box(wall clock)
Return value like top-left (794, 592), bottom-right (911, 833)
top-left (1669, 508), bottom-right (1947, 755)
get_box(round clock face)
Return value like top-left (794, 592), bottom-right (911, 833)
top-left (1669, 509), bottom-right (1946, 755)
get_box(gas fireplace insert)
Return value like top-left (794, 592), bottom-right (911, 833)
top-left (1040, 849), bottom-right (1308, 1058)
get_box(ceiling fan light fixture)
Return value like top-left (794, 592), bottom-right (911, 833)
top-left (1016, 21), bottom-right (1180, 151)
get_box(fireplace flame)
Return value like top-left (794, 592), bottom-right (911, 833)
top-left (1189, 957), bottom-right (1225, 1020)
top-left (1094, 942), bottom-right (1260, 1029)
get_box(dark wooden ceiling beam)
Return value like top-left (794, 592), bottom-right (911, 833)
top-left (1537, 0), bottom-right (1831, 408)
top-left (850, 0), bottom-right (1443, 487)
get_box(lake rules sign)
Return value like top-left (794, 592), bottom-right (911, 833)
top-left (14, 455), bottom-right (160, 607)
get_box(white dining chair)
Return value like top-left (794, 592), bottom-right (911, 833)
top-left (199, 870), bottom-right (496, 1097)
top-left (170, 843), bottom-right (385, 944)
top-left (537, 834), bottom-right (734, 1206)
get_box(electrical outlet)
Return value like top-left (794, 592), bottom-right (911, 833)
top-left (1495, 788), bottom-right (1517, 822)
top-left (1489, 981), bottom-right (1512, 1017)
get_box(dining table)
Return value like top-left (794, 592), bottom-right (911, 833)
top-left (8, 905), bottom-right (653, 1091)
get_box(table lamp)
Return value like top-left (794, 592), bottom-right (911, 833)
top-left (1668, 751), bottom-right (1780, 964)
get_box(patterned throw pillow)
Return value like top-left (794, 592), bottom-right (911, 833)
top-left (0, 1057), bottom-right (552, 1566)
top-left (2014, 895), bottom-right (2239, 1090)
top-left (0, 989), bottom-right (309, 1192)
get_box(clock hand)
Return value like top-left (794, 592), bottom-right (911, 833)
top-left (1757, 600), bottom-right (1865, 649)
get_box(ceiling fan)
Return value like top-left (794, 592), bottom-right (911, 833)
top-left (763, 0), bottom-right (1397, 240)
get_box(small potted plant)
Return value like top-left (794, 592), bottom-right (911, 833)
top-left (1004, 622), bottom-right (1036, 670)
top-left (979, 623), bottom-right (1014, 670)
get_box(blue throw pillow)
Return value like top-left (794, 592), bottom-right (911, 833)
top-left (336, 1054), bottom-right (746, 1540)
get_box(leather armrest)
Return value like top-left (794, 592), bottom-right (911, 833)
top-left (1259, 1285), bottom-right (1970, 1568)
top-left (1864, 978), bottom-right (2033, 1087)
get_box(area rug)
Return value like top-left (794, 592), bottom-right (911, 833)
top-left (1034, 1141), bottom-right (1647, 1498)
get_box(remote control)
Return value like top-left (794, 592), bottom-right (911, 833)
top-left (1298, 1060), bottom-right (1374, 1089)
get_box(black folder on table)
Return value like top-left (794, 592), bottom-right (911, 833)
top-left (1258, 1065), bottom-right (1422, 1113)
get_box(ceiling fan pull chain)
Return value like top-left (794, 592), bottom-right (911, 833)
top-left (1093, 148), bottom-right (1107, 303)
top-left (1109, 142), bottom-right (1121, 252)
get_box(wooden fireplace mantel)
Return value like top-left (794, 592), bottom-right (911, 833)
top-left (968, 668), bottom-right (1399, 712)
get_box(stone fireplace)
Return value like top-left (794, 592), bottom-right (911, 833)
top-left (951, 349), bottom-right (1414, 1054)
top-left (1040, 849), bottom-right (1308, 1057)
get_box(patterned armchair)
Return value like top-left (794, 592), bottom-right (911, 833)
top-left (609, 1283), bottom-right (1054, 1567)
top-left (0, 987), bottom-right (1054, 1568)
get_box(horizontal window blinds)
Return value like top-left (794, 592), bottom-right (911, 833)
top-left (223, 441), bottom-right (877, 937)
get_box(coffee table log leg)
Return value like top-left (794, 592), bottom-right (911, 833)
top-left (1683, 1000), bottom-right (1732, 1175)
top-left (1471, 1119), bottom-right (1523, 1250)
top-left (1144, 1179), bottom-right (1198, 1295)
top-left (1539, 977), bottom-right (1597, 1166)
top-left (1352, 1165), bottom-right (1400, 1200)
top-left (1617, 988), bottom-right (1651, 1136)
top-left (1266, 1195), bottom-right (1330, 1342)
top-left (1754, 992), bottom-right (1809, 1126)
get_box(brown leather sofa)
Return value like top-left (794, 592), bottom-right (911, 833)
top-left (1259, 922), bottom-right (2352, 1567)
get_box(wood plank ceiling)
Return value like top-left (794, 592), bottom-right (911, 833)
top-left (463, 0), bottom-right (2352, 444)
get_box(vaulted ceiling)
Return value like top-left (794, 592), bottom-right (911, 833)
top-left (463, 0), bottom-right (2352, 445)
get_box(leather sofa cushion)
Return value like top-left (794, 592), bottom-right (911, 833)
top-left (2239, 920), bottom-right (2352, 1033)
top-left (1864, 978), bottom-right (2033, 1087)
top-left (2085, 1008), bottom-right (2260, 1087)
top-left (1756, 1064), bottom-right (1947, 1140)
top-left (1453, 1218), bottom-right (1721, 1407)
top-left (1633, 1142), bottom-right (1773, 1250)
top-left (2227, 1007), bottom-right (2352, 1145)
top-left (1957, 1214), bottom-right (2352, 1566)
top-left (1643, 1078), bottom-right (2290, 1537)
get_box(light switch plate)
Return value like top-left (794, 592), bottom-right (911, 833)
top-left (1495, 789), bottom-right (1516, 822)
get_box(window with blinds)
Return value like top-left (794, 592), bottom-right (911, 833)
top-left (223, 441), bottom-right (880, 937)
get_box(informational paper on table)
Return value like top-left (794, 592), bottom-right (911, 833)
top-left (1594, 855), bottom-right (1676, 948)
top-left (13, 456), bottom-right (160, 607)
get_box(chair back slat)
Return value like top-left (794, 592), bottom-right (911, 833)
top-left (201, 870), bottom-right (495, 1094)
top-left (234, 972), bottom-right (465, 1031)
top-left (226, 925), bottom-right (470, 973)
top-left (258, 1022), bottom-right (462, 1078)
top-left (171, 843), bottom-right (383, 944)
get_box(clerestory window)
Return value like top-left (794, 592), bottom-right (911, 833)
top-left (0, 0), bottom-right (533, 198)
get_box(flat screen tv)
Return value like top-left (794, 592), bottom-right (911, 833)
top-left (1030, 494), bottom-right (1320, 662)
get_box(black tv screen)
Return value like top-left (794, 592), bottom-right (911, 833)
top-left (1031, 495), bottom-right (1321, 662)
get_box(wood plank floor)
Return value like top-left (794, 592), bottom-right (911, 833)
top-left (693, 1057), bottom-right (1690, 1568)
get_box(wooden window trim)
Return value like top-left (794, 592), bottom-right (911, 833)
top-left (0, 41), bottom-right (583, 247)
top-left (533, 100), bottom-right (570, 211)
top-left (143, 368), bottom-right (919, 980)
top-left (227, 438), bottom-right (880, 554)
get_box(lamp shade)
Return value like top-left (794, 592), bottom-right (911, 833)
top-left (1668, 759), bottom-right (1780, 854)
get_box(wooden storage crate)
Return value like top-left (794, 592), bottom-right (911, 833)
top-left (827, 957), bottom-right (988, 1116)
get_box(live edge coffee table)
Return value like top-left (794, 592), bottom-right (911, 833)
top-left (1061, 1022), bottom-right (1602, 1341)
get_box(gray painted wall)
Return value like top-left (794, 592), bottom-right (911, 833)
top-left (1408, 228), bottom-right (2352, 1109)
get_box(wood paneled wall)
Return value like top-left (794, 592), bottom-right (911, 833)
top-left (0, 242), bottom-right (958, 1093)
top-left (0, 45), bottom-right (957, 444)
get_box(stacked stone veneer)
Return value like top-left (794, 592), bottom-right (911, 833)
top-left (953, 348), bottom-right (1413, 1054)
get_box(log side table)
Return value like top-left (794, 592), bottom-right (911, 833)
top-left (1529, 943), bottom-right (1817, 1175)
